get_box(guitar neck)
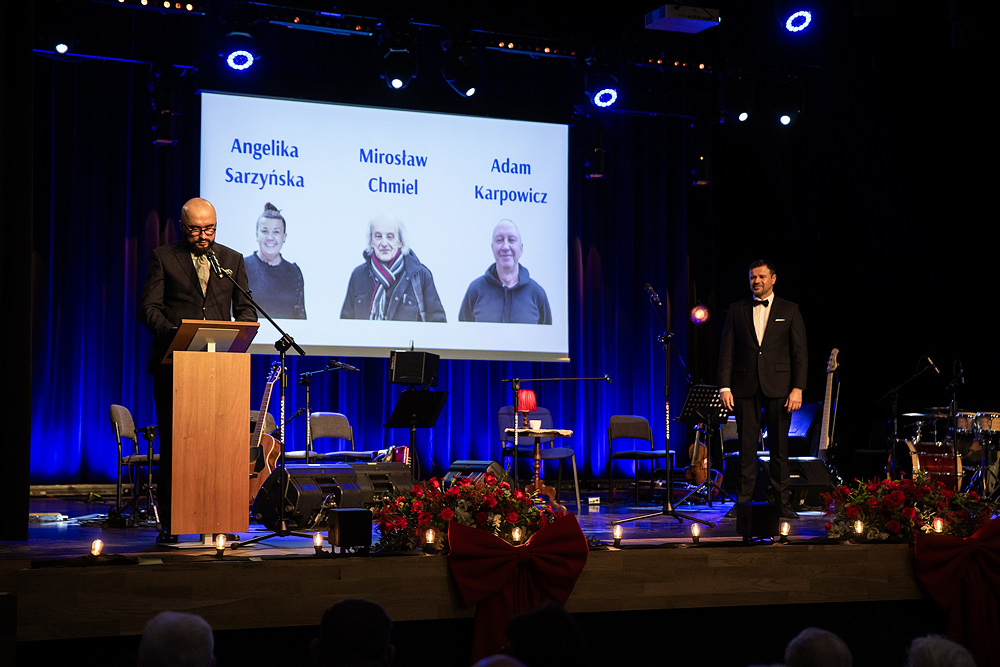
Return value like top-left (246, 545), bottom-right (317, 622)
top-left (818, 349), bottom-right (839, 459)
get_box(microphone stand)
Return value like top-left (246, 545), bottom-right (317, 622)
top-left (613, 285), bottom-right (711, 528)
top-left (206, 252), bottom-right (312, 549)
top-left (298, 361), bottom-right (356, 461)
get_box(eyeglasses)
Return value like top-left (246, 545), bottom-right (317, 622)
top-left (183, 224), bottom-right (217, 237)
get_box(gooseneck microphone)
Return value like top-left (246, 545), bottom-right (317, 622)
top-left (206, 250), bottom-right (231, 279)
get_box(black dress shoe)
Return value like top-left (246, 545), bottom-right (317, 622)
top-left (779, 506), bottom-right (800, 519)
top-left (156, 531), bottom-right (178, 544)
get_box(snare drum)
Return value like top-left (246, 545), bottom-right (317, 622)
top-left (900, 441), bottom-right (963, 490)
top-left (975, 412), bottom-right (1000, 434)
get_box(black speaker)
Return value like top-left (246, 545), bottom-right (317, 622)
top-left (787, 456), bottom-right (834, 508)
top-left (251, 462), bottom-right (414, 531)
top-left (328, 508), bottom-right (373, 550)
top-left (736, 501), bottom-right (779, 539)
top-left (441, 460), bottom-right (510, 487)
top-left (390, 350), bottom-right (439, 387)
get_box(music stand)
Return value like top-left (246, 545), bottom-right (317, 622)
top-left (384, 389), bottom-right (448, 478)
top-left (674, 384), bottom-right (735, 508)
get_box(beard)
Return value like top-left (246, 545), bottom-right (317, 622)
top-left (188, 238), bottom-right (215, 257)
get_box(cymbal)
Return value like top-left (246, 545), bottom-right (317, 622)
top-left (902, 412), bottom-right (947, 419)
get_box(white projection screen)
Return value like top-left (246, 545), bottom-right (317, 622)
top-left (200, 91), bottom-right (569, 361)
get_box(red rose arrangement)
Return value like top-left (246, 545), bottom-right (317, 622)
top-left (373, 471), bottom-right (563, 552)
top-left (823, 472), bottom-right (995, 541)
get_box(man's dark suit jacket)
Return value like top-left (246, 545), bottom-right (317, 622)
top-left (718, 295), bottom-right (807, 398)
top-left (139, 240), bottom-right (257, 374)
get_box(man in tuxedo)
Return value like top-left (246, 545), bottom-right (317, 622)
top-left (139, 197), bottom-right (257, 540)
top-left (718, 259), bottom-right (807, 518)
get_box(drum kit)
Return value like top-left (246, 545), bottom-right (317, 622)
top-left (890, 409), bottom-right (1000, 498)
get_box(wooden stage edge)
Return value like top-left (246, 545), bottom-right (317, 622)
top-left (7, 540), bottom-right (923, 643)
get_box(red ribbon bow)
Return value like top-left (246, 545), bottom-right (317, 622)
top-left (913, 516), bottom-right (1000, 667)
top-left (447, 514), bottom-right (589, 661)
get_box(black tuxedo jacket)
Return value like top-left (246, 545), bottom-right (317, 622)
top-left (717, 295), bottom-right (807, 399)
top-left (139, 241), bottom-right (257, 373)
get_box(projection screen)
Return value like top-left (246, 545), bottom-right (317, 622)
top-left (200, 91), bottom-right (569, 361)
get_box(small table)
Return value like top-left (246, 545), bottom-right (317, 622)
top-left (505, 427), bottom-right (573, 512)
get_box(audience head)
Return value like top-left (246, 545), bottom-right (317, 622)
top-left (472, 657), bottom-right (528, 667)
top-left (784, 627), bottom-right (852, 667)
top-left (137, 611), bottom-right (215, 667)
top-left (505, 602), bottom-right (585, 667)
top-left (312, 598), bottom-right (394, 667)
top-left (906, 634), bottom-right (976, 667)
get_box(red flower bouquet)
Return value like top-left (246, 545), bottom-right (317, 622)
top-left (823, 472), bottom-right (995, 542)
top-left (373, 471), bottom-right (562, 552)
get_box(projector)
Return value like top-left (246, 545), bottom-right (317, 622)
top-left (645, 5), bottom-right (721, 33)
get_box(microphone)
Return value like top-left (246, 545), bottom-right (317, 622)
top-left (926, 356), bottom-right (940, 374)
top-left (603, 374), bottom-right (612, 384)
top-left (206, 250), bottom-right (231, 279)
top-left (645, 283), bottom-right (661, 306)
top-left (957, 360), bottom-right (965, 384)
top-left (327, 358), bottom-right (360, 372)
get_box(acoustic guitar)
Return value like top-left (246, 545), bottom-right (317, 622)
top-left (249, 362), bottom-right (281, 504)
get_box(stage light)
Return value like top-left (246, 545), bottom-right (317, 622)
top-left (784, 10), bottom-right (812, 32)
top-left (381, 47), bottom-right (415, 90)
top-left (442, 42), bottom-right (478, 98)
top-left (612, 524), bottom-right (623, 547)
top-left (91, 539), bottom-right (104, 556)
top-left (585, 72), bottom-right (619, 109)
top-left (690, 304), bottom-right (710, 325)
top-left (775, 1), bottom-right (815, 33)
top-left (423, 527), bottom-right (437, 552)
top-left (215, 533), bottom-right (227, 556)
top-left (738, 112), bottom-right (749, 122)
top-left (220, 31), bottom-right (257, 71)
top-left (779, 114), bottom-right (792, 125)
top-left (55, 43), bottom-right (70, 54)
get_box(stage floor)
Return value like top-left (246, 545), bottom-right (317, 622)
top-left (6, 490), bottom-right (833, 559)
top-left (2, 492), bottom-right (942, 667)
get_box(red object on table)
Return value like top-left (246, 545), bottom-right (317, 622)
top-left (913, 516), bottom-right (1000, 667)
top-left (447, 514), bottom-right (588, 662)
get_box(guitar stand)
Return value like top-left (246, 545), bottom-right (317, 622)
top-left (675, 423), bottom-right (736, 508)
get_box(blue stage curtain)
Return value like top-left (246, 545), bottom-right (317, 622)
top-left (30, 59), bottom-right (690, 484)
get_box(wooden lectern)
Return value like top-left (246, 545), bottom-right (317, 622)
top-left (161, 319), bottom-right (259, 535)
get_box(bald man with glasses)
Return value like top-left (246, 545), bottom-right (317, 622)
top-left (139, 197), bottom-right (257, 541)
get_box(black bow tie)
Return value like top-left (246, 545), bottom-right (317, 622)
top-left (753, 299), bottom-right (769, 307)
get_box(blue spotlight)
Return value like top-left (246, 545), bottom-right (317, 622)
top-left (587, 73), bottom-right (619, 109)
top-left (784, 10), bottom-right (812, 32)
top-left (593, 87), bottom-right (618, 108)
top-left (221, 32), bottom-right (257, 71)
top-left (226, 49), bottom-right (254, 71)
